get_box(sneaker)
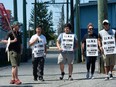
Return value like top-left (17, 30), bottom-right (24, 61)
top-left (90, 75), bottom-right (94, 79)
top-left (39, 76), bottom-right (44, 81)
top-left (34, 77), bottom-right (37, 81)
top-left (10, 80), bottom-right (15, 84)
top-left (105, 75), bottom-right (109, 80)
top-left (109, 74), bottom-right (113, 80)
top-left (86, 72), bottom-right (89, 79)
top-left (68, 76), bottom-right (73, 81)
top-left (59, 72), bottom-right (65, 80)
top-left (15, 79), bottom-right (22, 85)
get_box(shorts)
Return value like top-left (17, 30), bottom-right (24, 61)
top-left (58, 52), bottom-right (74, 64)
top-left (102, 54), bottom-right (115, 66)
top-left (9, 51), bottom-right (21, 67)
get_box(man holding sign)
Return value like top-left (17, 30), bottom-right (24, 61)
top-left (29, 25), bottom-right (47, 81)
top-left (57, 23), bottom-right (78, 80)
top-left (1, 21), bottom-right (22, 85)
top-left (82, 23), bottom-right (98, 79)
top-left (98, 19), bottom-right (116, 80)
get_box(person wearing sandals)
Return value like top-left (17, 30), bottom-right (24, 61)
top-left (82, 23), bottom-right (98, 79)
top-left (57, 23), bottom-right (78, 80)
top-left (29, 25), bottom-right (47, 81)
top-left (1, 21), bottom-right (22, 85)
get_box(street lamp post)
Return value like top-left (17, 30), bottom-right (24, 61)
top-left (97, 0), bottom-right (108, 73)
top-left (34, 0), bottom-right (37, 33)
top-left (13, 0), bottom-right (18, 21)
top-left (76, 0), bottom-right (81, 63)
top-left (23, 0), bottom-right (27, 62)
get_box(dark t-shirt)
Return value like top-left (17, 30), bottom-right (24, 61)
top-left (5, 30), bottom-right (22, 53)
top-left (82, 33), bottom-right (98, 52)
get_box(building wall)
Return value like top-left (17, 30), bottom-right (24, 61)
top-left (74, 2), bottom-right (116, 40)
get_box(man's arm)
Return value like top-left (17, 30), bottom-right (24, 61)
top-left (1, 38), bottom-right (17, 44)
top-left (29, 37), bottom-right (38, 46)
top-left (81, 42), bottom-right (84, 55)
top-left (56, 40), bottom-right (62, 51)
top-left (98, 34), bottom-right (104, 54)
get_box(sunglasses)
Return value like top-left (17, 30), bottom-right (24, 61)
top-left (103, 23), bottom-right (109, 25)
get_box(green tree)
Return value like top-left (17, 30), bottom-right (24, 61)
top-left (29, 2), bottom-right (55, 43)
top-left (57, 5), bottom-right (65, 35)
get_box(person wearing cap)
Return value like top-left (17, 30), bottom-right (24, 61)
top-left (1, 21), bottom-right (22, 84)
top-left (29, 25), bottom-right (47, 81)
top-left (56, 23), bottom-right (78, 80)
top-left (82, 23), bottom-right (98, 79)
top-left (98, 19), bottom-right (116, 80)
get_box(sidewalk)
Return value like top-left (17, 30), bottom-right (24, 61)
top-left (0, 48), bottom-right (116, 87)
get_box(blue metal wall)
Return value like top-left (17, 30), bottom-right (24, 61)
top-left (74, 2), bottom-right (116, 41)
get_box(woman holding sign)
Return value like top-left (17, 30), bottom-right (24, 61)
top-left (98, 20), bottom-right (116, 80)
top-left (57, 23), bottom-right (78, 80)
top-left (82, 23), bottom-right (98, 79)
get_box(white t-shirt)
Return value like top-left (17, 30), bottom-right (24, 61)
top-left (99, 29), bottom-right (116, 39)
top-left (99, 29), bottom-right (116, 55)
top-left (29, 34), bottom-right (47, 57)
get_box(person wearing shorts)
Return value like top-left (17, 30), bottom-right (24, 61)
top-left (98, 19), bottom-right (116, 80)
top-left (57, 23), bottom-right (78, 80)
top-left (1, 21), bottom-right (22, 85)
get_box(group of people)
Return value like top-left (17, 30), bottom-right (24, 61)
top-left (1, 19), bottom-right (116, 85)
top-left (82, 19), bottom-right (116, 80)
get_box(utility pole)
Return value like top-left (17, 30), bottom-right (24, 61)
top-left (34, 0), bottom-right (37, 33)
top-left (66, 0), bottom-right (69, 23)
top-left (98, 0), bottom-right (108, 73)
top-left (61, 5), bottom-right (65, 32)
top-left (76, 0), bottom-right (81, 63)
top-left (70, 0), bottom-right (74, 33)
top-left (23, 0), bottom-right (27, 62)
top-left (13, 0), bottom-right (18, 21)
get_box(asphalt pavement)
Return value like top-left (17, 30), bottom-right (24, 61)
top-left (0, 47), bottom-right (116, 87)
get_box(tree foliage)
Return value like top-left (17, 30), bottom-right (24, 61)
top-left (29, 2), bottom-right (56, 42)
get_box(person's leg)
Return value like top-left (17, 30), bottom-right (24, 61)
top-left (32, 58), bottom-right (38, 81)
top-left (67, 52), bottom-right (74, 80)
top-left (60, 63), bottom-right (65, 73)
top-left (109, 55), bottom-right (115, 79)
top-left (15, 53), bottom-right (21, 80)
top-left (104, 66), bottom-right (110, 75)
top-left (109, 65), bottom-right (114, 79)
top-left (109, 65), bottom-right (114, 73)
top-left (91, 58), bottom-right (96, 75)
top-left (68, 64), bottom-right (73, 80)
top-left (9, 51), bottom-right (21, 84)
top-left (11, 66), bottom-right (15, 80)
top-left (38, 57), bottom-right (45, 81)
top-left (103, 55), bottom-right (110, 80)
top-left (68, 64), bottom-right (73, 76)
top-left (86, 57), bottom-right (90, 79)
top-left (14, 66), bottom-right (18, 80)
top-left (90, 57), bottom-right (96, 79)
top-left (58, 53), bottom-right (65, 80)
top-left (59, 63), bottom-right (65, 80)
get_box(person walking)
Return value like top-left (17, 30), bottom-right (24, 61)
top-left (57, 23), bottom-right (78, 80)
top-left (29, 25), bottom-right (47, 81)
top-left (1, 21), bottom-right (22, 85)
top-left (98, 19), bottom-right (116, 80)
top-left (82, 23), bottom-right (98, 79)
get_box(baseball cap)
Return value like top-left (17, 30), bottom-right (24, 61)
top-left (102, 19), bottom-right (109, 24)
top-left (12, 21), bottom-right (22, 26)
